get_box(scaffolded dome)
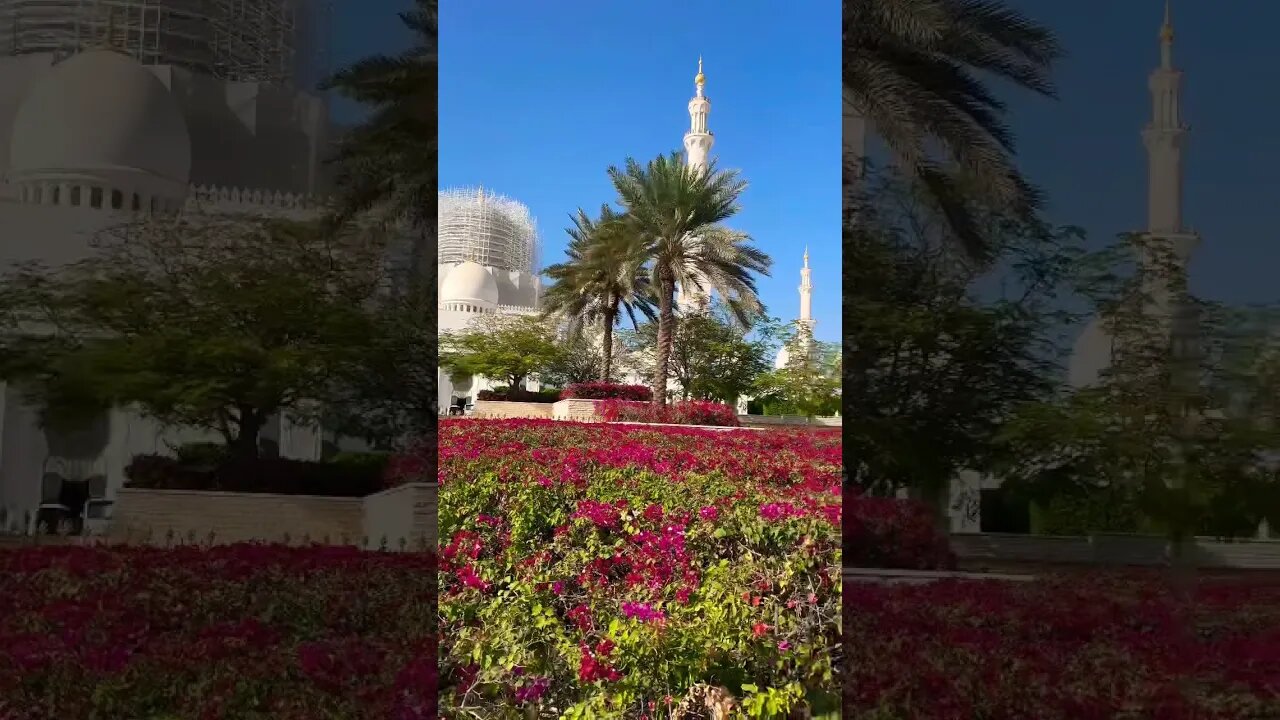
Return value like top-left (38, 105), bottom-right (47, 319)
top-left (438, 187), bottom-right (538, 274)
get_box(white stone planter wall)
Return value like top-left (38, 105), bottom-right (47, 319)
top-left (363, 482), bottom-right (437, 551)
top-left (110, 483), bottom-right (439, 551)
top-left (552, 398), bottom-right (605, 421)
top-left (471, 400), bottom-right (555, 419)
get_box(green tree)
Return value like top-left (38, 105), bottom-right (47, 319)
top-left (620, 302), bottom-right (776, 403)
top-left (843, 166), bottom-right (1090, 524)
top-left (539, 332), bottom-right (609, 388)
top-left (607, 152), bottom-right (771, 404)
top-left (541, 206), bottom-right (655, 382)
top-left (439, 314), bottom-right (565, 393)
top-left (0, 216), bottom-right (388, 460)
top-left (323, 0), bottom-right (437, 282)
top-left (844, 0), bottom-right (1062, 260)
top-left (997, 238), bottom-right (1280, 547)
top-left (322, 284), bottom-right (437, 450)
top-left (754, 325), bottom-right (842, 419)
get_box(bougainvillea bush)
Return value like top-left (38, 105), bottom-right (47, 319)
top-left (0, 544), bottom-right (436, 719)
top-left (845, 573), bottom-right (1280, 719)
top-left (845, 495), bottom-right (955, 570)
top-left (562, 382), bottom-right (653, 401)
top-left (418, 418), bottom-right (841, 717)
top-left (599, 399), bottom-right (741, 427)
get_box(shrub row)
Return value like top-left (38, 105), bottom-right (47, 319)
top-left (475, 388), bottom-right (562, 403)
top-left (124, 451), bottom-right (390, 497)
top-left (846, 495), bottom-right (955, 570)
top-left (599, 399), bottom-right (741, 427)
top-left (560, 382), bottom-right (653, 401)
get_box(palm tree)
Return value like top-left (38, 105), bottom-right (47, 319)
top-left (844, 0), bottom-right (1062, 261)
top-left (608, 152), bottom-right (771, 405)
top-left (323, 0), bottom-right (437, 283)
top-left (542, 206), bottom-right (656, 382)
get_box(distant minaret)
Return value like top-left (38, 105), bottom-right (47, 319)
top-left (1142, 0), bottom-right (1198, 269)
top-left (798, 246), bottom-right (814, 339)
top-left (684, 56), bottom-right (714, 173)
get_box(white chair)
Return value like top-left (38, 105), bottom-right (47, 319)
top-left (83, 474), bottom-right (113, 535)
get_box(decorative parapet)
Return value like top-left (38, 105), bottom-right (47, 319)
top-left (183, 184), bottom-right (329, 217)
top-left (495, 304), bottom-right (541, 315)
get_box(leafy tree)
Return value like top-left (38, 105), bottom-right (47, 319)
top-left (539, 332), bottom-right (609, 388)
top-left (754, 325), bottom-right (842, 419)
top-left (844, 0), bottom-right (1062, 261)
top-left (997, 237), bottom-right (1280, 545)
top-left (607, 152), bottom-right (771, 403)
top-left (0, 216), bottom-right (389, 460)
top-left (439, 314), bottom-right (565, 393)
top-left (843, 165), bottom-right (1092, 523)
top-left (322, 285), bottom-right (437, 450)
top-left (620, 301), bottom-right (776, 403)
top-left (541, 206), bottom-right (655, 381)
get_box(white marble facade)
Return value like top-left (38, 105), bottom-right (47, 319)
top-left (0, 45), bottom-right (336, 530)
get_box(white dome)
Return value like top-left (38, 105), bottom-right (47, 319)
top-left (8, 49), bottom-right (191, 184)
top-left (441, 261), bottom-right (500, 308)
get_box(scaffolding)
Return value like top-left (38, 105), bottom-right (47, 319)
top-left (438, 187), bottom-right (539, 275)
top-left (0, 0), bottom-right (331, 86)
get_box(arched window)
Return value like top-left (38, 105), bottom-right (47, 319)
top-left (110, 190), bottom-right (123, 209)
top-left (132, 193), bottom-right (141, 211)
top-left (51, 186), bottom-right (61, 205)
top-left (70, 186), bottom-right (81, 206)
top-left (89, 187), bottom-right (103, 208)
top-left (32, 185), bottom-right (43, 203)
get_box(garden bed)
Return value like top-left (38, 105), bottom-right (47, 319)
top-left (0, 543), bottom-right (437, 719)
top-left (844, 572), bottom-right (1280, 718)
top-left (421, 418), bottom-right (842, 717)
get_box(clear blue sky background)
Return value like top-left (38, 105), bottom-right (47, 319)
top-left (998, 0), bottom-right (1278, 306)
top-left (434, 0), bottom-right (842, 342)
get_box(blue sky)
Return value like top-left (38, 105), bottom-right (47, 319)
top-left (435, 0), bottom-right (842, 342)
top-left (996, 0), bottom-right (1280, 307)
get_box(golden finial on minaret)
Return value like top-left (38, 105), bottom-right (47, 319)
top-left (803, 246), bottom-right (809, 268)
top-left (694, 56), bottom-right (705, 86)
top-left (1160, 0), bottom-right (1174, 43)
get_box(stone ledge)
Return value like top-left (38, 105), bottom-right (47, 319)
top-left (843, 567), bottom-right (1036, 584)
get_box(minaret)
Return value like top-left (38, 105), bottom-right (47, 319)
top-left (798, 246), bottom-right (814, 337)
top-left (683, 57), bottom-right (714, 173)
top-left (677, 57), bottom-right (714, 313)
top-left (1140, 0), bottom-right (1199, 372)
top-left (1141, 0), bottom-right (1198, 267)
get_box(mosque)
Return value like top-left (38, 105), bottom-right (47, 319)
top-left (0, 1), bottom-right (339, 532)
top-left (947, 3), bottom-right (1265, 535)
top-left (438, 58), bottom-right (823, 411)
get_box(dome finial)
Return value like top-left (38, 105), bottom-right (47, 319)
top-left (694, 56), bottom-right (705, 87)
top-left (1160, 0), bottom-right (1174, 43)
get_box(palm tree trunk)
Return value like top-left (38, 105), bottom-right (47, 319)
top-left (600, 304), bottom-right (617, 382)
top-left (653, 273), bottom-right (675, 405)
